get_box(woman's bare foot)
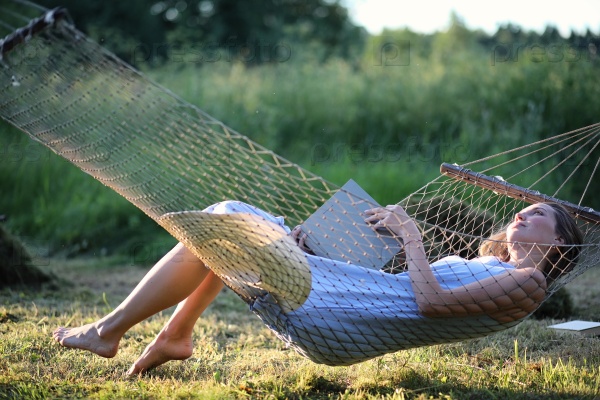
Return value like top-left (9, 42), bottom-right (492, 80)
top-left (126, 330), bottom-right (193, 375)
top-left (52, 323), bottom-right (120, 358)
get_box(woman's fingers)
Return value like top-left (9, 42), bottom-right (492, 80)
top-left (364, 214), bottom-right (381, 225)
top-left (365, 213), bottom-right (398, 232)
top-left (364, 206), bottom-right (417, 239)
top-left (364, 207), bottom-right (384, 225)
top-left (289, 225), bottom-right (314, 254)
top-left (297, 232), bottom-right (315, 255)
top-left (290, 225), bottom-right (302, 239)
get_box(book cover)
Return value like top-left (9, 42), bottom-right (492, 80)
top-left (301, 179), bottom-right (402, 270)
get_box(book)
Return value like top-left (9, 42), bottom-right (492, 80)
top-left (548, 320), bottom-right (600, 337)
top-left (301, 179), bottom-right (402, 270)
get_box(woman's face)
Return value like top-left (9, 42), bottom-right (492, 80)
top-left (506, 203), bottom-right (563, 245)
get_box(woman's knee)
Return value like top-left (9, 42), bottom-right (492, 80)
top-left (203, 200), bottom-right (252, 214)
top-left (202, 201), bottom-right (290, 232)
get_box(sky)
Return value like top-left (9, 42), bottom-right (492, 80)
top-left (344, 0), bottom-right (600, 37)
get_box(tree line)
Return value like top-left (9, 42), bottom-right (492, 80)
top-left (32, 1), bottom-right (599, 67)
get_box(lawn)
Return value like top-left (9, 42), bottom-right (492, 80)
top-left (1, 257), bottom-right (599, 399)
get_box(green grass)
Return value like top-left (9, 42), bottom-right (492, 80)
top-left (1, 258), bottom-right (599, 399)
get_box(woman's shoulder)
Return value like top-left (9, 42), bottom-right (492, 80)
top-left (473, 255), bottom-right (514, 268)
top-left (432, 255), bottom-right (514, 270)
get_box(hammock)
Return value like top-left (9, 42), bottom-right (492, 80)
top-left (1, 4), bottom-right (599, 366)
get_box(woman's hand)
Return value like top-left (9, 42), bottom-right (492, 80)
top-left (364, 205), bottom-right (421, 243)
top-left (290, 225), bottom-right (315, 255)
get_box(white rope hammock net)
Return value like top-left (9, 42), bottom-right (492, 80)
top-left (1, 5), bottom-right (598, 366)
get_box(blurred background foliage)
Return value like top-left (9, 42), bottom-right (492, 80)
top-left (1, 0), bottom-right (599, 261)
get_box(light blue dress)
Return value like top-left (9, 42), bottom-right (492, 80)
top-left (204, 201), bottom-right (519, 366)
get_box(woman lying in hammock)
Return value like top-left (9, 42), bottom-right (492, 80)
top-left (52, 201), bottom-right (582, 372)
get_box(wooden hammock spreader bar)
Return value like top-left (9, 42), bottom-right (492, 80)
top-left (0, 7), bottom-right (69, 58)
top-left (440, 162), bottom-right (600, 225)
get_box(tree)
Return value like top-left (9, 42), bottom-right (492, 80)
top-left (36, 0), bottom-right (365, 65)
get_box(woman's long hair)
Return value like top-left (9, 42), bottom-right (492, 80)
top-left (479, 203), bottom-right (584, 285)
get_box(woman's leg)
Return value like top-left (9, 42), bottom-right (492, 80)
top-left (52, 243), bottom-right (212, 358)
top-left (127, 270), bottom-right (224, 375)
top-left (124, 201), bottom-right (293, 374)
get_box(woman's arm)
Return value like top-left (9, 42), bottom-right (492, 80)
top-left (366, 205), bottom-right (547, 323)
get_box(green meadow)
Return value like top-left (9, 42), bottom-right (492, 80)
top-left (1, 258), bottom-right (599, 399)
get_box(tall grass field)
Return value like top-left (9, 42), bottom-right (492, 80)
top-left (2, 31), bottom-right (599, 256)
